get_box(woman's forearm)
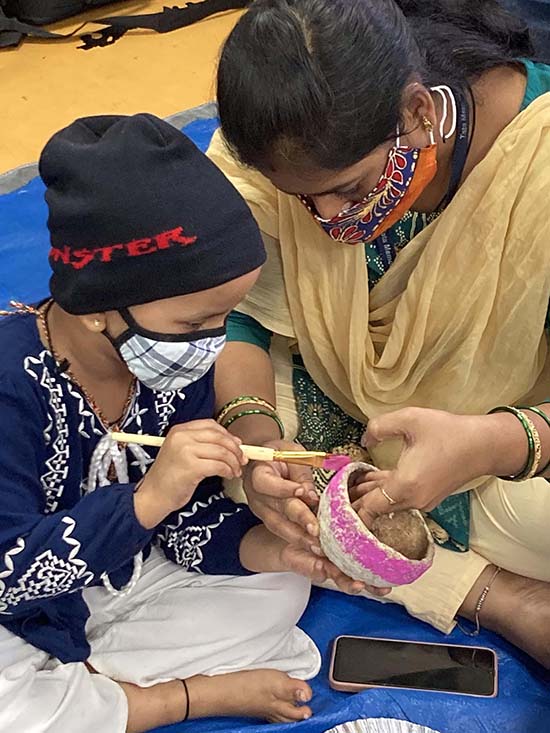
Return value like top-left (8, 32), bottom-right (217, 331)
top-left (215, 341), bottom-right (282, 445)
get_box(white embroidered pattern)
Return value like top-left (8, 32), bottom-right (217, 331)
top-left (154, 389), bottom-right (186, 437)
top-left (25, 353), bottom-right (71, 513)
top-left (0, 538), bottom-right (25, 614)
top-left (123, 381), bottom-right (148, 433)
top-left (158, 492), bottom-right (242, 572)
top-left (0, 517), bottom-right (94, 614)
top-left (63, 376), bottom-right (103, 440)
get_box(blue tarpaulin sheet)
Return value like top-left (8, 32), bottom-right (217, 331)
top-left (1, 115), bottom-right (548, 733)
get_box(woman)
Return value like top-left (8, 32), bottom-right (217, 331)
top-left (209, 0), bottom-right (550, 666)
top-left (0, 112), bottom-right (366, 733)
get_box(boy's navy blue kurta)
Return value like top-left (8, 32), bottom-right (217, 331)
top-left (0, 312), bottom-right (260, 663)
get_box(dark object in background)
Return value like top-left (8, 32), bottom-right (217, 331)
top-left (0, 0), bottom-right (547, 55)
top-left (0, 0), bottom-right (249, 49)
top-left (500, 0), bottom-right (550, 58)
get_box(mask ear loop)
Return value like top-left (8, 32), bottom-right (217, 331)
top-left (431, 85), bottom-right (457, 142)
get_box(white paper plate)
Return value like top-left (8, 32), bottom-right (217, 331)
top-left (324, 719), bottom-right (441, 733)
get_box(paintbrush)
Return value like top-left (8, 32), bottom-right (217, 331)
top-left (110, 431), bottom-right (351, 471)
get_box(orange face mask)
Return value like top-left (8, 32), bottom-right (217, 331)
top-left (299, 118), bottom-right (438, 245)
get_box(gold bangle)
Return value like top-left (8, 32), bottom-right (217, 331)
top-left (527, 413), bottom-right (543, 479)
top-left (489, 406), bottom-right (541, 480)
top-left (520, 405), bottom-right (550, 477)
top-left (222, 408), bottom-right (285, 439)
top-left (217, 395), bottom-right (276, 425)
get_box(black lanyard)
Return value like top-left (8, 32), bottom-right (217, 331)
top-left (437, 87), bottom-right (473, 210)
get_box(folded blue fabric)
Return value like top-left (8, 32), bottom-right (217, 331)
top-left (153, 588), bottom-right (550, 733)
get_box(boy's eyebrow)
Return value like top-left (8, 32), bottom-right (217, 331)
top-left (180, 309), bottom-right (228, 322)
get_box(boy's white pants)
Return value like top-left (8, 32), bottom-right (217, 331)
top-left (0, 547), bottom-right (321, 733)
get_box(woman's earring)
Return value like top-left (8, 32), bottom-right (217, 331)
top-left (422, 116), bottom-right (436, 145)
top-left (94, 319), bottom-right (101, 328)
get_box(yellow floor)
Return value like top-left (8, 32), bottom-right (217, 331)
top-left (0, 1), bottom-right (242, 173)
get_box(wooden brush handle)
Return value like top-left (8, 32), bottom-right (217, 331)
top-left (110, 432), bottom-right (276, 462)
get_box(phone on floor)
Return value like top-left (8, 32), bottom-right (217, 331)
top-left (329, 635), bottom-right (498, 698)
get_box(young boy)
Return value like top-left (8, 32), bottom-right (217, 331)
top-left (0, 114), bottom-right (346, 732)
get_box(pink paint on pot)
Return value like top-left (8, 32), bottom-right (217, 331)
top-left (318, 461), bottom-right (434, 588)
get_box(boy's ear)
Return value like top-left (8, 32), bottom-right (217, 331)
top-left (79, 313), bottom-right (107, 333)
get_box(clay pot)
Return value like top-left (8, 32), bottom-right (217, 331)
top-left (318, 461), bottom-right (434, 588)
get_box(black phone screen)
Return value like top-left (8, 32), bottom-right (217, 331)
top-left (332, 636), bottom-right (496, 696)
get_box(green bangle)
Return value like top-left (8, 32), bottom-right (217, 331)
top-left (488, 406), bottom-right (539, 481)
top-left (519, 405), bottom-right (550, 476)
top-left (216, 395), bottom-right (277, 425)
top-left (222, 409), bottom-right (285, 439)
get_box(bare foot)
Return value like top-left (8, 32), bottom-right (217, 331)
top-left (187, 669), bottom-right (313, 723)
top-left (459, 565), bottom-right (550, 668)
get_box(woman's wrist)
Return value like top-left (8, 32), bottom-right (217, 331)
top-left (477, 412), bottom-right (533, 478)
top-left (225, 412), bottom-right (282, 447)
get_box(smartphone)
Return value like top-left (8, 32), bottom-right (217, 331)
top-left (329, 635), bottom-right (498, 698)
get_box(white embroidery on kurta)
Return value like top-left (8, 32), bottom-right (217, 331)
top-left (154, 389), bottom-right (186, 436)
top-left (63, 377), bottom-right (103, 440)
top-left (25, 353), bottom-right (70, 513)
top-left (0, 517), bottom-right (94, 614)
top-left (158, 493), bottom-right (243, 572)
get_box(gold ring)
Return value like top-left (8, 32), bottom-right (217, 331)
top-left (380, 487), bottom-right (397, 506)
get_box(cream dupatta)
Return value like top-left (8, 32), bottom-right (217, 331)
top-left (208, 95), bottom-right (550, 471)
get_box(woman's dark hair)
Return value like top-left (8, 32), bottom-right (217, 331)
top-left (217, 0), bottom-right (536, 170)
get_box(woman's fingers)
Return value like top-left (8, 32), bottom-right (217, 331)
top-left (257, 503), bottom-right (311, 546)
top-left (323, 562), bottom-right (366, 595)
top-left (361, 409), bottom-right (414, 449)
top-left (326, 562), bottom-right (391, 597)
top-left (348, 470), bottom-right (390, 502)
top-left (286, 463), bottom-right (318, 504)
top-left (281, 545), bottom-right (328, 583)
top-left (285, 497), bottom-right (319, 539)
top-left (248, 463), bottom-right (303, 499)
top-left (353, 485), bottom-right (403, 528)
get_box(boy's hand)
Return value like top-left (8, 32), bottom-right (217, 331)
top-left (134, 420), bottom-right (246, 529)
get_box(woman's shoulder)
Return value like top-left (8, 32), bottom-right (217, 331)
top-left (206, 130), bottom-right (279, 237)
top-left (521, 59), bottom-right (550, 110)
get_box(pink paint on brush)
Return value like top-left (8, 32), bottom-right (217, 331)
top-left (323, 455), bottom-right (352, 471)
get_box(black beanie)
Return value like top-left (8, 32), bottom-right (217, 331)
top-left (39, 113), bottom-right (266, 315)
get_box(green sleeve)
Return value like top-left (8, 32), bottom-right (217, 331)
top-left (226, 311), bottom-right (273, 352)
top-left (520, 59), bottom-right (550, 110)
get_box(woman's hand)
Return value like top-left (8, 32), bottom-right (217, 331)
top-left (243, 440), bottom-right (321, 552)
top-left (279, 543), bottom-right (390, 597)
top-left (351, 408), bottom-right (502, 527)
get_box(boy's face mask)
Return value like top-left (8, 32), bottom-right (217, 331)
top-left (106, 307), bottom-right (226, 392)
